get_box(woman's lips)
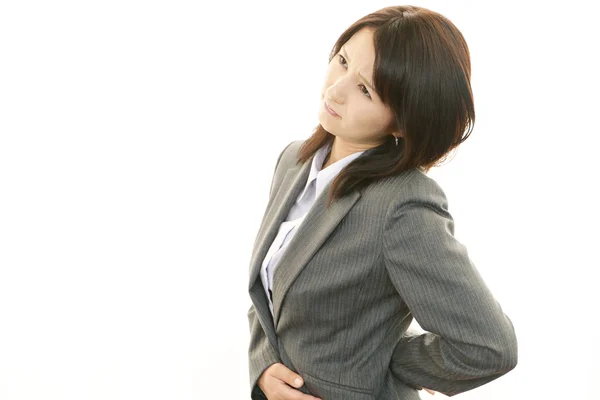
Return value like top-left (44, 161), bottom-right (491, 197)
top-left (324, 101), bottom-right (340, 118)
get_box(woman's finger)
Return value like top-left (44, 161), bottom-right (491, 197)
top-left (276, 380), bottom-right (321, 400)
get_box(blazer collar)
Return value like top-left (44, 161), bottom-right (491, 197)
top-left (248, 154), bottom-right (362, 329)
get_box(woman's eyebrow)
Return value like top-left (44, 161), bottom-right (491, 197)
top-left (340, 47), bottom-right (375, 93)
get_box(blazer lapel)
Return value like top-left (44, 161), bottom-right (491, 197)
top-left (273, 170), bottom-right (361, 328)
top-left (272, 185), bottom-right (360, 328)
top-left (248, 160), bottom-right (309, 292)
top-left (248, 153), bottom-right (362, 329)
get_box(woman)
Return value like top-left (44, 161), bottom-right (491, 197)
top-left (247, 5), bottom-right (518, 400)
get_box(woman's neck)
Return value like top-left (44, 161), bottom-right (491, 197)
top-left (322, 151), bottom-right (332, 170)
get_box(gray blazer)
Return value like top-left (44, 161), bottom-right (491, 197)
top-left (247, 140), bottom-right (518, 399)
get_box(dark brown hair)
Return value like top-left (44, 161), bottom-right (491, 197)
top-left (298, 5), bottom-right (475, 207)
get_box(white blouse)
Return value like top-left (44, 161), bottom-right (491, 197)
top-left (259, 141), bottom-right (366, 318)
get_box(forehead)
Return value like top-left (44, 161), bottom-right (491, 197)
top-left (343, 28), bottom-right (376, 65)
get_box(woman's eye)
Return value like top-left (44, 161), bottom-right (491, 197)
top-left (338, 54), bottom-right (371, 99)
top-left (360, 84), bottom-right (371, 99)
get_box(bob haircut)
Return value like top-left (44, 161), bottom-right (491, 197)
top-left (297, 5), bottom-right (475, 207)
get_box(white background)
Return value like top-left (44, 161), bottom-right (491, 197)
top-left (1, 1), bottom-right (598, 399)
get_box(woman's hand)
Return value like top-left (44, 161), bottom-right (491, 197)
top-left (258, 362), bottom-right (435, 398)
top-left (258, 363), bottom-right (322, 400)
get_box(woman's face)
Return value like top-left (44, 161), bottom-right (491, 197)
top-left (319, 28), bottom-right (399, 148)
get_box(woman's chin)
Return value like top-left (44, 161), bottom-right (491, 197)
top-left (318, 115), bottom-right (337, 134)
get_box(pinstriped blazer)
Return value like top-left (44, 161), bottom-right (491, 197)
top-left (247, 140), bottom-right (518, 400)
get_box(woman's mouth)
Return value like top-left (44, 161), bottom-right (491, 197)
top-left (324, 101), bottom-right (340, 118)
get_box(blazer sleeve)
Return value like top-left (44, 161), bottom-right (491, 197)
top-left (248, 304), bottom-right (281, 399)
top-left (247, 141), bottom-right (294, 398)
top-left (268, 140), bottom-right (295, 197)
top-left (382, 182), bottom-right (518, 397)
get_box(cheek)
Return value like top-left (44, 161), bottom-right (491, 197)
top-left (355, 106), bottom-right (392, 131)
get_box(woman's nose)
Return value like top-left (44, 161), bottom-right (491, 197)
top-left (328, 82), bottom-right (346, 105)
